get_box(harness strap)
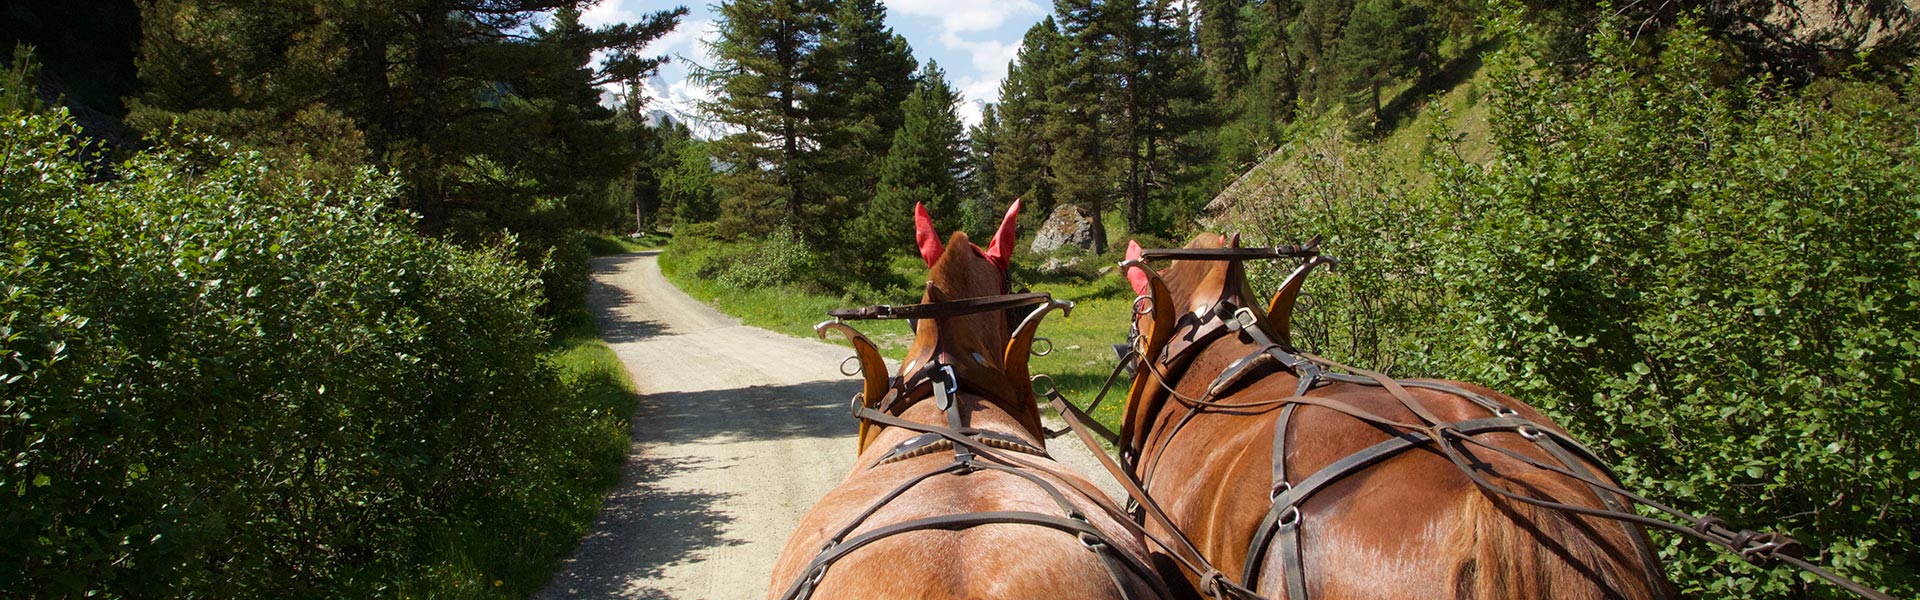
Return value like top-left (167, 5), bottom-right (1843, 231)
top-left (1043, 387), bottom-right (1267, 600)
top-left (1244, 416), bottom-right (1549, 587)
top-left (784, 400), bottom-right (1173, 600)
top-left (826, 292), bottom-right (1052, 321)
top-left (1300, 372), bottom-right (1668, 598)
top-left (1136, 243), bottom-right (1322, 261)
top-left (1263, 403), bottom-right (1300, 598)
top-left (874, 430), bottom-right (1049, 466)
top-left (779, 511), bottom-right (1142, 600)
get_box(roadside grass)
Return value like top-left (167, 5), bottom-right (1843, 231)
top-left (585, 232), bottom-right (670, 256)
top-left (411, 304), bottom-right (637, 598)
top-left (658, 237), bottom-right (1140, 432)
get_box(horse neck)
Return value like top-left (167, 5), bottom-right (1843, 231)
top-left (895, 319), bottom-right (1040, 440)
top-left (1134, 314), bottom-right (1297, 456)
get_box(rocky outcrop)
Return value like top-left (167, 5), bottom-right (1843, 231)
top-left (1030, 204), bottom-right (1097, 253)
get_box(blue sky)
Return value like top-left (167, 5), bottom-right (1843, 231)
top-left (582, 0), bottom-right (1049, 136)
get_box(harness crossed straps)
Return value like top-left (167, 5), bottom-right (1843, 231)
top-left (784, 294), bottom-right (1174, 600)
top-left (1044, 245), bottom-right (1895, 600)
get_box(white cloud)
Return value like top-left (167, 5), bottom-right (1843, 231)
top-left (938, 31), bottom-right (1019, 77)
top-left (955, 76), bottom-right (1004, 128)
top-left (648, 18), bottom-right (719, 66)
top-left (580, 0), bottom-right (645, 29)
top-left (936, 32), bottom-right (1022, 127)
top-left (884, 0), bottom-right (1045, 32)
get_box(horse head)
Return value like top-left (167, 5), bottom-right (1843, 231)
top-left (1115, 232), bottom-right (1332, 461)
top-left (821, 200), bottom-right (1071, 452)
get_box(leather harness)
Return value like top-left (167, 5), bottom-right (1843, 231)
top-left (783, 294), bottom-right (1173, 600)
top-left (1044, 245), bottom-right (1893, 600)
top-left (1110, 248), bottom-right (1671, 599)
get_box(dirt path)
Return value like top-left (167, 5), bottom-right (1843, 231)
top-left (536, 252), bottom-right (1119, 600)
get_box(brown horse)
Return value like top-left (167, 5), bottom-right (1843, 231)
top-left (1113, 233), bottom-right (1674, 600)
top-left (768, 202), bottom-right (1176, 600)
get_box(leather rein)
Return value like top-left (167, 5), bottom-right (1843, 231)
top-left (1040, 245), bottom-right (1894, 600)
top-left (783, 292), bottom-right (1172, 600)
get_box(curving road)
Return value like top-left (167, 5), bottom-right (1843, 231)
top-left (535, 251), bottom-right (1120, 600)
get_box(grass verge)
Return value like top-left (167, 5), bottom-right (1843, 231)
top-left (657, 239), bottom-right (1139, 432)
top-left (585, 232), bottom-right (671, 256)
top-left (407, 304), bottom-right (637, 598)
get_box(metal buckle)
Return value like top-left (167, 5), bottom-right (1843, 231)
top-left (1226, 307), bottom-right (1259, 332)
top-left (932, 365), bottom-right (958, 411)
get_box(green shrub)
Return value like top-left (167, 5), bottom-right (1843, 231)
top-left (0, 109), bottom-right (611, 596)
top-left (718, 226), bottom-right (814, 288)
top-left (1243, 22), bottom-right (1918, 599)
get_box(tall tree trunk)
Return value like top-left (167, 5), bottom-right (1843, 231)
top-left (778, 20), bottom-right (801, 224)
top-left (1090, 200), bottom-right (1108, 255)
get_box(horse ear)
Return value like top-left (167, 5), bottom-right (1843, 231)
top-left (915, 203), bottom-right (944, 267)
top-left (982, 198), bottom-right (1021, 272)
top-left (1125, 240), bottom-right (1149, 296)
top-left (1228, 232), bottom-right (1241, 247)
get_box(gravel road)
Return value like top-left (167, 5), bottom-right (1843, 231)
top-left (535, 251), bottom-right (1120, 600)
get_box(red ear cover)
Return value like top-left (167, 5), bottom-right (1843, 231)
top-left (915, 203), bottom-right (944, 267)
top-left (1125, 240), bottom-right (1149, 296)
top-left (981, 198), bottom-right (1021, 272)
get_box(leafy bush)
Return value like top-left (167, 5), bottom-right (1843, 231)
top-left (1243, 22), bottom-right (1918, 599)
top-left (717, 226), bottom-right (814, 288)
top-left (0, 109), bottom-right (617, 596)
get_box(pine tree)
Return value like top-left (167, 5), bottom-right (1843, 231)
top-left (992, 18), bottom-right (1065, 217)
top-left (1197, 0), bottom-right (1251, 99)
top-left (1048, 0), bottom-right (1123, 254)
top-left (696, 0), bottom-right (828, 238)
top-left (857, 61), bottom-right (968, 255)
top-left (812, 0), bottom-right (917, 212)
top-left (966, 105), bottom-right (1003, 218)
top-left (1122, 0), bottom-right (1217, 234)
top-left (1331, 0), bottom-right (1433, 134)
top-left (1287, 0), bottom-right (1356, 103)
top-left (130, 0), bottom-right (685, 235)
top-left (655, 118), bottom-right (718, 226)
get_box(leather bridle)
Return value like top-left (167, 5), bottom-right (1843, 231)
top-left (782, 293), bottom-right (1173, 600)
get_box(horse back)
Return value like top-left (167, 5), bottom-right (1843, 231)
top-left (1144, 373), bottom-right (1670, 599)
top-left (769, 402), bottom-right (1169, 600)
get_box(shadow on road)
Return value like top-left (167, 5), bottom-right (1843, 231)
top-left (539, 455), bottom-right (743, 599)
top-left (634, 379), bottom-right (859, 445)
top-left (587, 258), bottom-right (668, 343)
